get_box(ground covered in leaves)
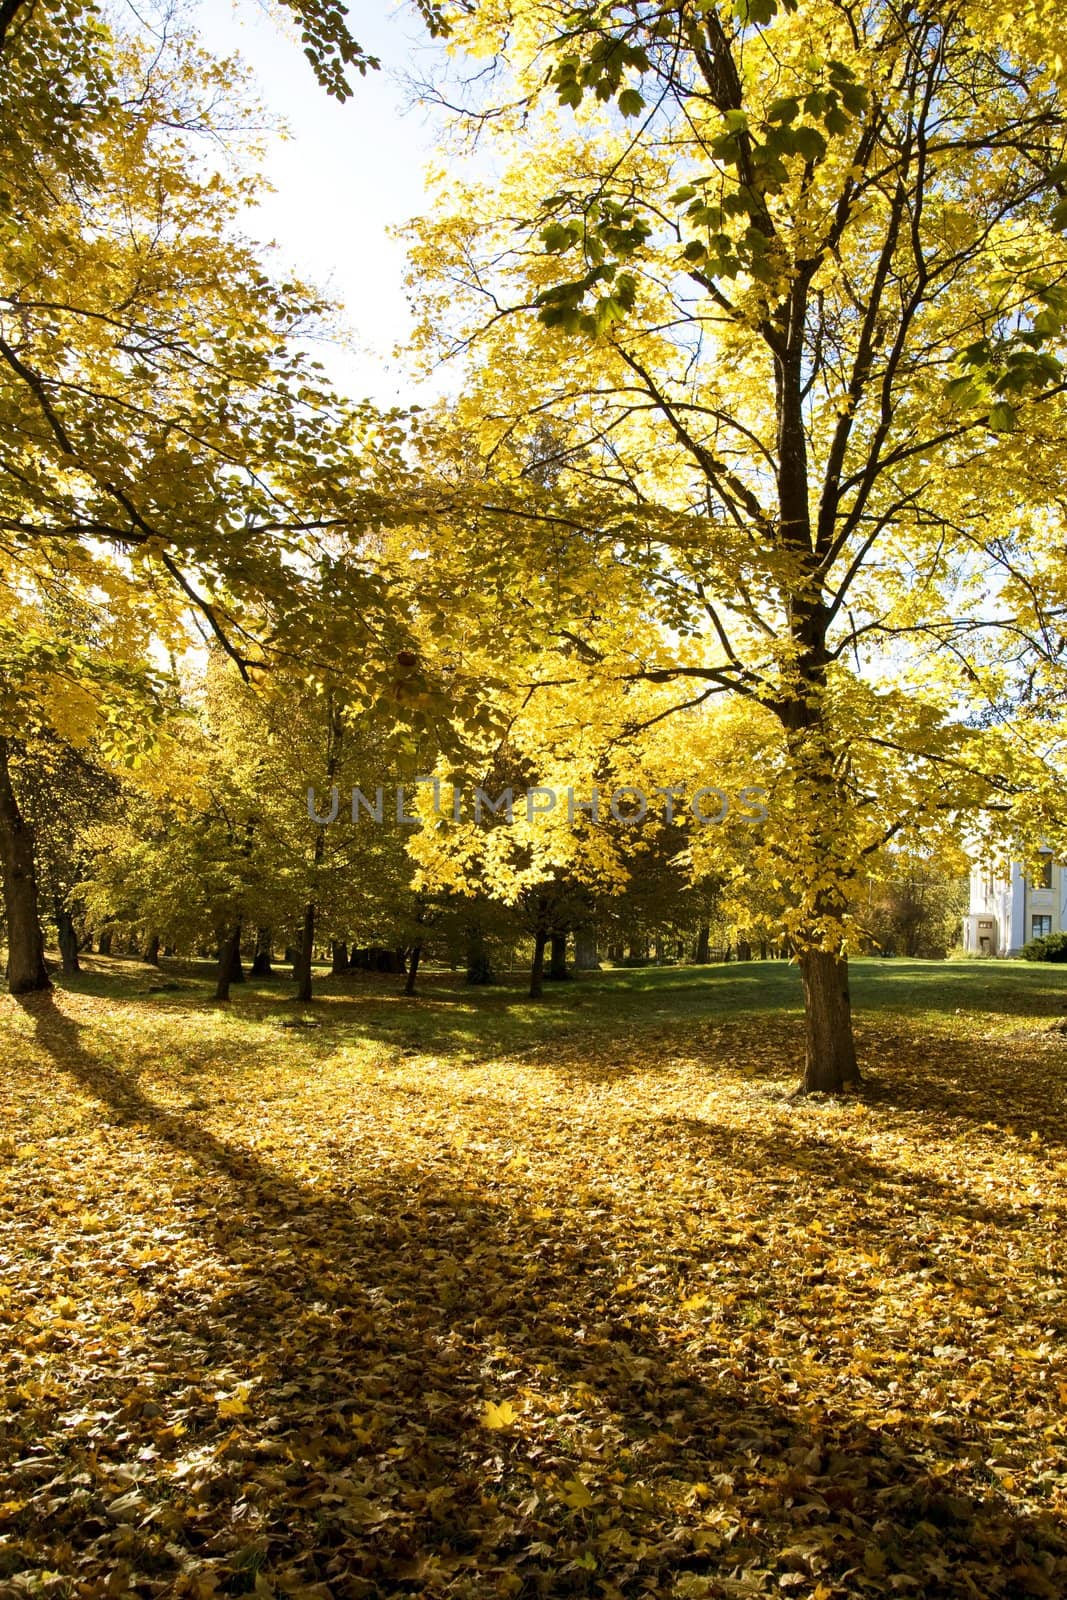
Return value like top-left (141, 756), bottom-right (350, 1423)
top-left (2, 958), bottom-right (1066, 1600)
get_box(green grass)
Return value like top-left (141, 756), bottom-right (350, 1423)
top-left (55, 951), bottom-right (1067, 1060)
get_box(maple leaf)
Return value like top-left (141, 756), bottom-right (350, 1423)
top-left (480, 1398), bottom-right (517, 1429)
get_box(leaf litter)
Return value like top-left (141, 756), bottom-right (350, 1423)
top-left (0, 981), bottom-right (1065, 1599)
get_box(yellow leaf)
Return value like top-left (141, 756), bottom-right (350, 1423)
top-left (480, 1398), bottom-right (516, 1429)
top-left (559, 1476), bottom-right (595, 1510)
top-left (863, 1545), bottom-right (886, 1577)
top-left (218, 1383), bottom-right (254, 1418)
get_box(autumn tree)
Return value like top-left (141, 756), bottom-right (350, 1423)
top-left (857, 844), bottom-right (969, 958)
top-left (79, 653), bottom-right (438, 1001)
top-left (0, 0), bottom-right (427, 989)
top-left (405, 0), bottom-right (1067, 1089)
top-left (19, 735), bottom-right (119, 975)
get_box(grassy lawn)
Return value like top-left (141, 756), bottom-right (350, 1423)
top-left (2, 958), bottom-right (1066, 1598)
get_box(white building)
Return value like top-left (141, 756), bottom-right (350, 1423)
top-left (963, 852), bottom-right (1066, 956)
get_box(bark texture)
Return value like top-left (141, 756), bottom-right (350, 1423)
top-left (799, 948), bottom-right (860, 1092)
top-left (0, 738), bottom-right (50, 994)
top-left (56, 901), bottom-right (81, 976)
top-left (529, 928), bottom-right (547, 999)
top-left (294, 903), bottom-right (315, 1003)
top-left (547, 931), bottom-right (570, 980)
top-left (404, 944), bottom-right (422, 996)
top-left (214, 921), bottom-right (242, 1002)
top-left (251, 927), bottom-right (273, 976)
top-left (573, 926), bottom-right (600, 970)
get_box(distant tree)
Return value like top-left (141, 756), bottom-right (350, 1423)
top-left (859, 850), bottom-right (969, 959)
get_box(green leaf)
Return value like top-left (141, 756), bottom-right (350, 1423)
top-left (791, 124), bottom-right (827, 162)
top-left (987, 402), bottom-right (1018, 433)
top-left (766, 96), bottom-right (799, 125)
top-left (733, 0), bottom-right (779, 23)
top-left (540, 222), bottom-right (580, 253)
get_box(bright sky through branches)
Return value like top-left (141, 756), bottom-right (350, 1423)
top-left (191, 0), bottom-right (445, 404)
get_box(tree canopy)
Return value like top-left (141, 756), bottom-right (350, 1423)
top-left (400, 0), bottom-right (1067, 1085)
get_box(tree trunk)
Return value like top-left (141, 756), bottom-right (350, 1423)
top-left (142, 932), bottom-right (160, 966)
top-left (799, 948), bottom-right (860, 1092)
top-left (227, 936), bottom-right (245, 983)
top-left (547, 931), bottom-right (570, 980)
top-left (404, 943), bottom-right (422, 996)
top-left (466, 927), bottom-right (496, 984)
top-left (0, 738), bottom-right (50, 994)
top-left (293, 694), bottom-right (339, 1006)
top-left (736, 938), bottom-right (752, 961)
top-left (294, 902), bottom-right (315, 1002)
top-left (330, 940), bottom-right (348, 975)
top-left (55, 901), bottom-right (80, 976)
top-left (573, 925), bottom-right (600, 970)
top-left (529, 928), bottom-right (548, 999)
top-left (694, 921), bottom-right (710, 963)
top-left (97, 930), bottom-right (112, 955)
top-left (251, 927), bottom-right (273, 976)
top-left (214, 921), bottom-right (242, 1002)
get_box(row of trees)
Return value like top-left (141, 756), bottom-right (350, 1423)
top-left (2, 0), bottom-right (1065, 1092)
top-left (19, 645), bottom-right (967, 1003)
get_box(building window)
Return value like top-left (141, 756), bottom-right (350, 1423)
top-left (1032, 915), bottom-right (1053, 940)
top-left (1035, 854), bottom-right (1054, 890)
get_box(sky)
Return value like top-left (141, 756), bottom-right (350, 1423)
top-left (190, 1), bottom-right (451, 405)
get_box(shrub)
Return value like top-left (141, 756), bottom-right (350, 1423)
top-left (1022, 931), bottom-right (1067, 962)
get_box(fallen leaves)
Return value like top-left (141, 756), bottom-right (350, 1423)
top-left (0, 970), bottom-right (1066, 1597)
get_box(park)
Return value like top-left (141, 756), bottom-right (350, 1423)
top-left (3, 0), bottom-right (1067, 1595)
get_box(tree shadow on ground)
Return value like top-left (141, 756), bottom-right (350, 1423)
top-left (8, 992), bottom-right (1066, 1600)
top-left (641, 1111), bottom-right (1066, 1231)
top-left (849, 1022), bottom-right (1067, 1143)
